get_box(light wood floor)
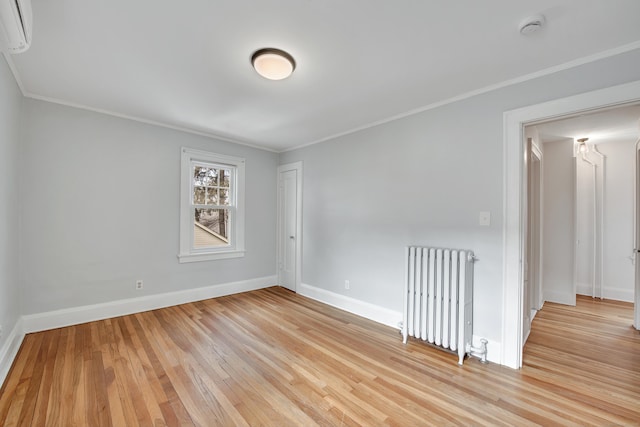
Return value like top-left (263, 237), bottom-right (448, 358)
top-left (1, 289), bottom-right (638, 426)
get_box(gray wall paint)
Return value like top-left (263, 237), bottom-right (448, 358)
top-left (0, 55), bottom-right (22, 346)
top-left (280, 49), bottom-right (640, 343)
top-left (542, 139), bottom-right (575, 305)
top-left (20, 99), bottom-right (278, 314)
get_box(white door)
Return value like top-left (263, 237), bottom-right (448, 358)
top-left (278, 163), bottom-right (302, 292)
top-left (523, 137), bottom-right (542, 345)
top-left (635, 139), bottom-right (640, 329)
top-left (523, 138), bottom-right (532, 343)
top-left (530, 150), bottom-right (542, 312)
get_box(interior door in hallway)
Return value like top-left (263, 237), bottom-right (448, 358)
top-left (523, 137), bottom-right (541, 344)
top-left (278, 163), bottom-right (302, 292)
top-left (635, 138), bottom-right (640, 328)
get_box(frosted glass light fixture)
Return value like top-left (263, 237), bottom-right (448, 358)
top-left (577, 137), bottom-right (589, 154)
top-left (251, 48), bottom-right (296, 80)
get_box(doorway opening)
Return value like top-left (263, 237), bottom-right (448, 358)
top-left (502, 80), bottom-right (640, 369)
top-left (522, 103), bottom-right (640, 350)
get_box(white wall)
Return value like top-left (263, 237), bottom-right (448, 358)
top-left (0, 55), bottom-right (23, 374)
top-left (542, 139), bottom-right (576, 305)
top-left (280, 48), bottom-right (640, 351)
top-left (19, 99), bottom-right (278, 315)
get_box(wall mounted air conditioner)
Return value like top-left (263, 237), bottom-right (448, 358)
top-left (0, 0), bottom-right (32, 53)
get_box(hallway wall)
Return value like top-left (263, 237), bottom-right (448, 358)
top-left (575, 139), bottom-right (635, 302)
top-left (542, 139), bottom-right (575, 305)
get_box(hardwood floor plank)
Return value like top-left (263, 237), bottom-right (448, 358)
top-left (1, 288), bottom-right (638, 426)
top-left (98, 319), bottom-right (127, 427)
top-left (0, 333), bottom-right (43, 427)
top-left (106, 318), bottom-right (144, 427)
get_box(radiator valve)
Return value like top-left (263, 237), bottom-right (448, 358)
top-left (467, 338), bottom-right (489, 364)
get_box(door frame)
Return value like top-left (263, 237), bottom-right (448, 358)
top-left (502, 80), bottom-right (640, 369)
top-left (523, 136), bottom-right (543, 345)
top-left (277, 162), bottom-right (303, 292)
top-left (529, 142), bottom-right (543, 312)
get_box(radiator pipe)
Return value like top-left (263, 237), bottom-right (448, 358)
top-left (466, 338), bottom-right (488, 364)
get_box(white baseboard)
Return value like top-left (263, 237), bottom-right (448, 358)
top-left (298, 283), bottom-right (503, 364)
top-left (543, 290), bottom-right (576, 306)
top-left (298, 283), bottom-right (402, 329)
top-left (576, 284), bottom-right (634, 303)
top-left (22, 275), bottom-right (276, 333)
top-left (0, 318), bottom-right (25, 389)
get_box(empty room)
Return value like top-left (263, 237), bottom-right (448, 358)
top-left (1, 1), bottom-right (640, 425)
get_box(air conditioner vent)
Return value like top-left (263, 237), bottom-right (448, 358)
top-left (0, 0), bottom-right (33, 54)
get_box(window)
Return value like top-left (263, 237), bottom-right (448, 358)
top-left (179, 147), bottom-right (245, 262)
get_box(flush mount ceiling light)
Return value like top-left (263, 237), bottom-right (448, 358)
top-left (577, 137), bottom-right (589, 153)
top-left (251, 48), bottom-right (296, 80)
top-left (519, 14), bottom-right (546, 35)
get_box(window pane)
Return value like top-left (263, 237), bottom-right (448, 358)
top-left (206, 168), bottom-right (218, 186)
top-left (194, 166), bottom-right (218, 186)
top-left (193, 166), bottom-right (205, 186)
top-left (220, 169), bottom-right (230, 188)
top-left (194, 208), bottom-right (230, 248)
top-left (193, 186), bottom-right (206, 204)
top-left (219, 188), bottom-right (230, 206)
top-left (205, 188), bottom-right (218, 205)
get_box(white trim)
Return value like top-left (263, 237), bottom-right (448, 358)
top-left (503, 79), bottom-right (640, 369)
top-left (531, 144), bottom-right (545, 311)
top-left (298, 283), bottom-right (402, 329)
top-left (0, 318), bottom-right (25, 389)
top-left (576, 285), bottom-right (634, 303)
top-left (277, 162), bottom-right (303, 292)
top-left (178, 250), bottom-right (245, 263)
top-left (284, 41), bottom-right (640, 153)
top-left (572, 156), bottom-right (578, 307)
top-left (179, 147), bottom-right (245, 263)
top-left (22, 276), bottom-right (276, 333)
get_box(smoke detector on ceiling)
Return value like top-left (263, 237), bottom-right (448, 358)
top-left (519, 14), bottom-right (546, 35)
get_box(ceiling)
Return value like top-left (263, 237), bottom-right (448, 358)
top-left (6, 0), bottom-right (640, 152)
top-left (534, 103), bottom-right (640, 145)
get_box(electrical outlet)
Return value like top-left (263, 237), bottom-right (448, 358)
top-left (136, 280), bottom-right (144, 290)
top-left (345, 280), bottom-right (350, 290)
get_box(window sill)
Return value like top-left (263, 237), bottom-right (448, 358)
top-left (178, 250), bottom-right (245, 263)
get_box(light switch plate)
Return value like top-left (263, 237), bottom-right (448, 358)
top-left (479, 211), bottom-right (491, 226)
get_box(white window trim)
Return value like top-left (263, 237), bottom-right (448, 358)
top-left (179, 147), bottom-right (245, 263)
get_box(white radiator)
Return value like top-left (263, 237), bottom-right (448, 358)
top-left (402, 246), bottom-right (475, 365)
